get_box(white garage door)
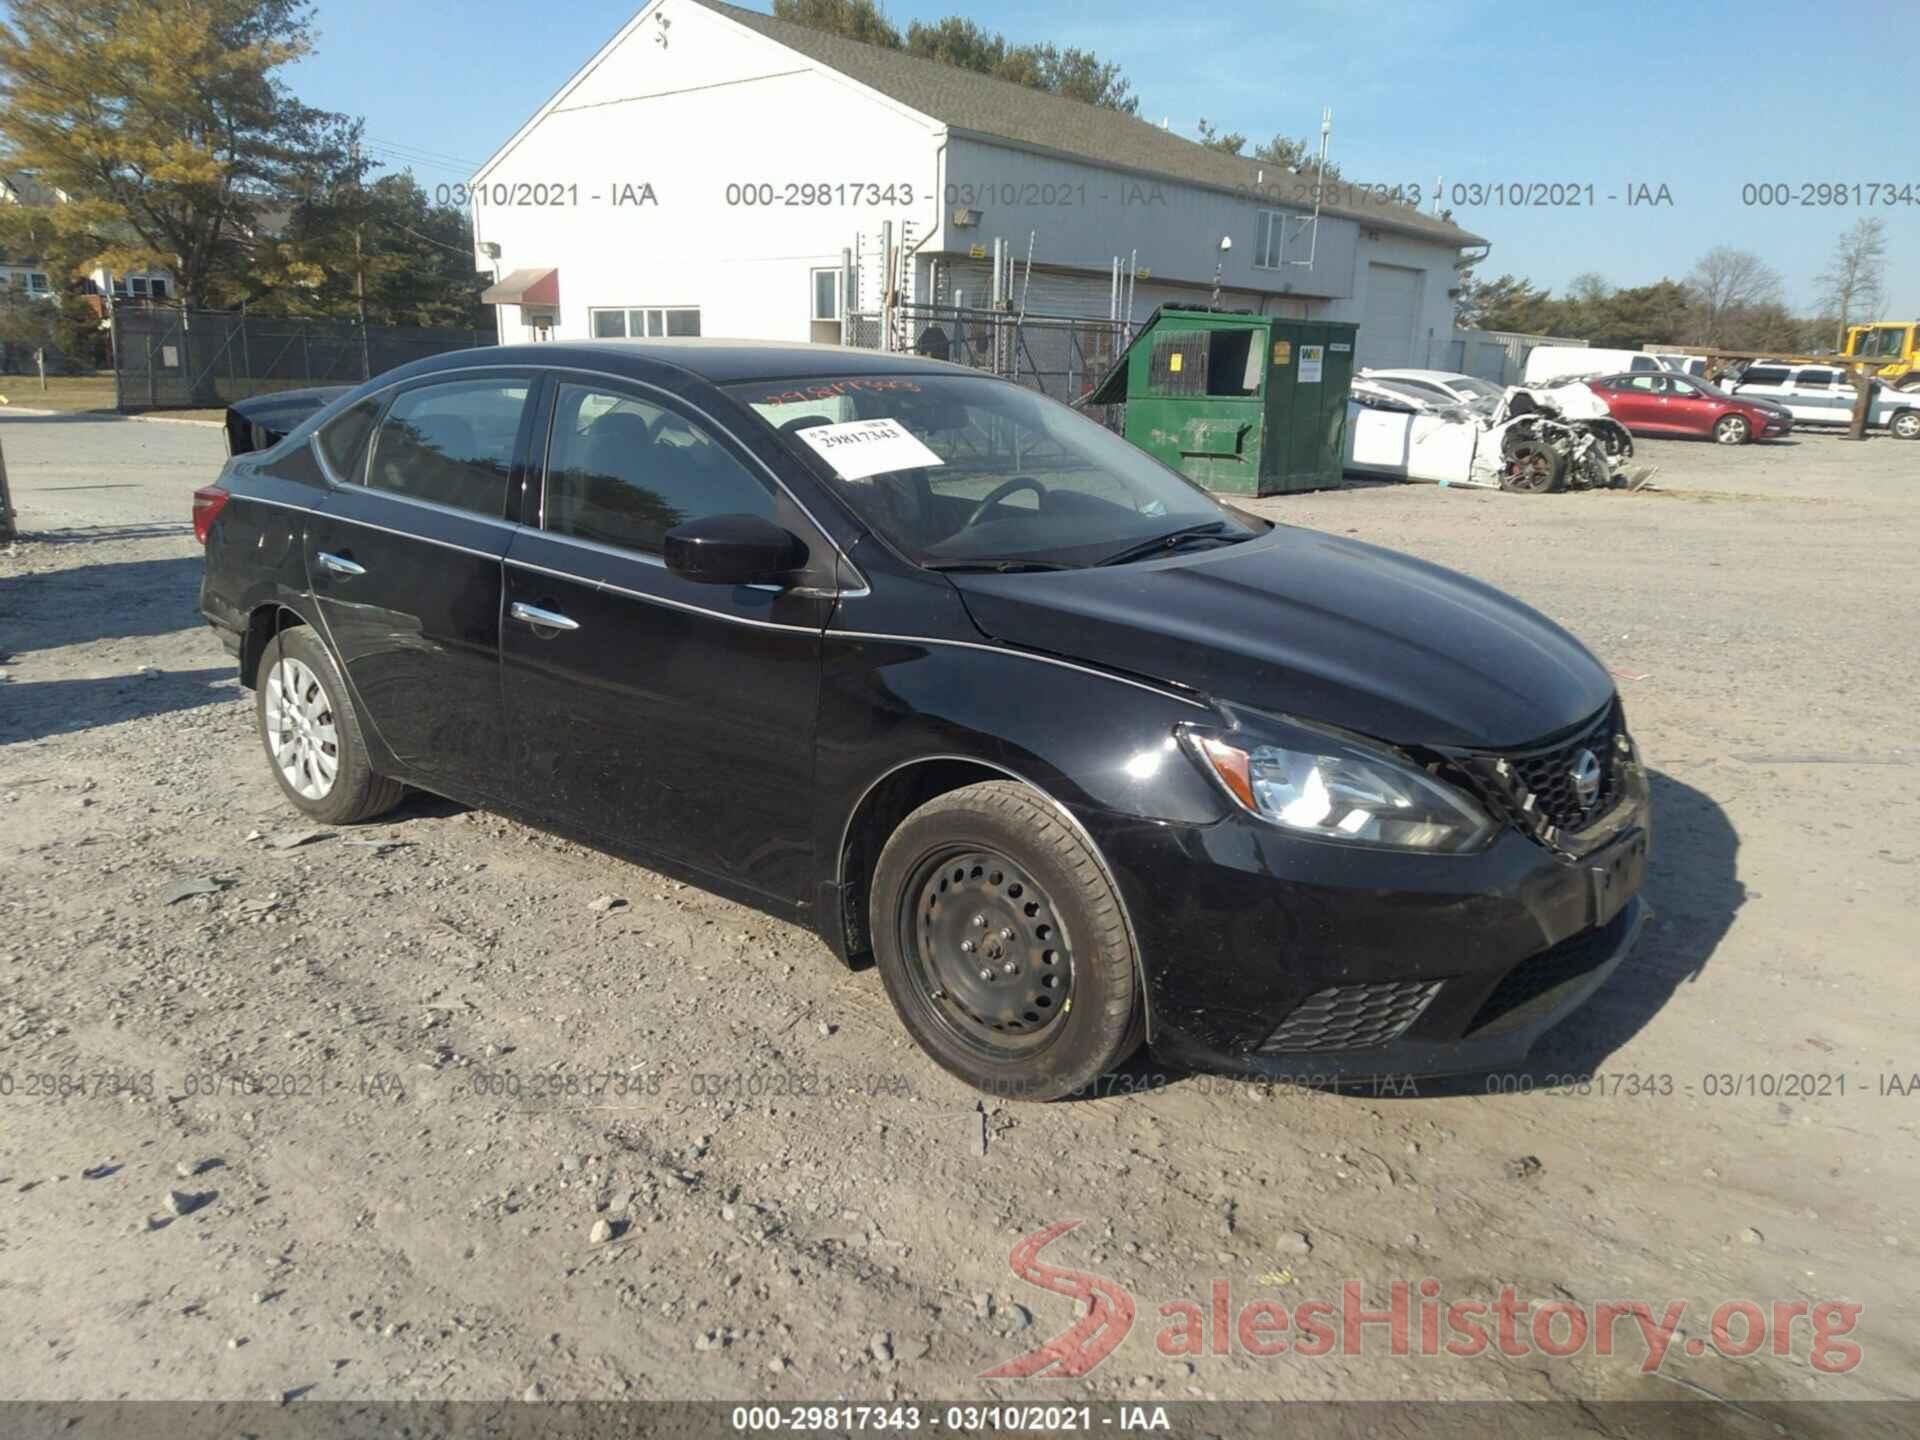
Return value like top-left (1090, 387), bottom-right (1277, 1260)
top-left (1358, 263), bottom-right (1423, 370)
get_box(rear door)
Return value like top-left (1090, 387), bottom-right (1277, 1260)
top-left (499, 375), bottom-right (835, 903)
top-left (1596, 375), bottom-right (1664, 430)
top-left (304, 371), bottom-right (536, 798)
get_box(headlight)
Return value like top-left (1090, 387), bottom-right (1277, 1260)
top-left (1180, 720), bottom-right (1494, 853)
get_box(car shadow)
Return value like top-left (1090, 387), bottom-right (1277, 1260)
top-left (0, 666), bottom-right (240, 744)
top-left (1144, 768), bottom-right (1743, 1102)
top-left (0, 555), bottom-right (206, 649)
top-left (25, 521), bottom-right (197, 546)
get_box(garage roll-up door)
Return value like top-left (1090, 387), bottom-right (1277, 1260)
top-left (1357, 263), bottom-right (1422, 370)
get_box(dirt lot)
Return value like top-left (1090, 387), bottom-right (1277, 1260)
top-left (1, 414), bottom-right (1917, 1415)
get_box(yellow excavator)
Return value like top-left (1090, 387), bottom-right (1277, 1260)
top-left (1841, 321), bottom-right (1919, 391)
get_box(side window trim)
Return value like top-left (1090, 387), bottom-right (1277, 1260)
top-left (536, 372), bottom-right (807, 554)
top-left (362, 369), bottom-right (541, 523)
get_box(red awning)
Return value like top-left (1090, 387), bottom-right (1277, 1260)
top-left (480, 267), bottom-right (559, 307)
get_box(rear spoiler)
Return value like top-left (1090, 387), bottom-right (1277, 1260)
top-left (223, 385), bottom-right (354, 456)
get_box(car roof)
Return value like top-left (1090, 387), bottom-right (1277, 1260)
top-left (1364, 368), bottom-right (1479, 384)
top-left (398, 339), bottom-right (976, 386)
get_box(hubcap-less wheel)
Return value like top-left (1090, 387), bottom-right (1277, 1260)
top-left (903, 848), bottom-right (1071, 1054)
top-left (1715, 415), bottom-right (1750, 444)
top-left (264, 656), bottom-right (339, 799)
top-left (1502, 444), bottom-right (1558, 494)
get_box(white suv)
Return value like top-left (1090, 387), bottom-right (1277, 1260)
top-left (1725, 362), bottom-right (1920, 438)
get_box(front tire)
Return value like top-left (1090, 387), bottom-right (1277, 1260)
top-left (1499, 439), bottom-right (1565, 493)
top-left (254, 626), bottom-right (404, 825)
top-left (1891, 409), bottom-right (1920, 441)
top-left (1713, 414), bottom-right (1751, 444)
top-left (870, 781), bottom-right (1142, 1101)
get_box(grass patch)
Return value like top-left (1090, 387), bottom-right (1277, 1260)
top-left (0, 374), bottom-right (222, 422)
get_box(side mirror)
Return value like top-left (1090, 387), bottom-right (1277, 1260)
top-left (663, 512), bottom-right (806, 586)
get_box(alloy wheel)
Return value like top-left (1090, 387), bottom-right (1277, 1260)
top-left (1894, 412), bottom-right (1920, 440)
top-left (264, 655), bottom-right (340, 800)
top-left (1715, 416), bottom-right (1749, 444)
top-left (1504, 448), bottom-right (1556, 493)
top-left (901, 847), bottom-right (1073, 1054)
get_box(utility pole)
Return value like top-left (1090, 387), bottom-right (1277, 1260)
top-left (352, 139), bottom-right (370, 378)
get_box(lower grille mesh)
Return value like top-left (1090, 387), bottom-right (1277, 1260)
top-left (1257, 979), bottom-right (1443, 1054)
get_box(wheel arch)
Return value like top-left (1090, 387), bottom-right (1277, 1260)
top-left (832, 753), bottom-right (1156, 1040)
top-left (239, 599), bottom-right (323, 689)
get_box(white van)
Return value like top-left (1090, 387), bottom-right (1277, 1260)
top-left (1650, 352), bottom-right (1709, 380)
top-left (1523, 346), bottom-right (1667, 386)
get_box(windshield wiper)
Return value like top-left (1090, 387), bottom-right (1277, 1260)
top-left (920, 558), bottom-right (1075, 573)
top-left (1095, 522), bottom-right (1241, 567)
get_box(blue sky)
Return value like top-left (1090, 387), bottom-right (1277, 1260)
top-left (290, 0), bottom-right (1918, 315)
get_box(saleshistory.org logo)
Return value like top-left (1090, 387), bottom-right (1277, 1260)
top-left (980, 1221), bottom-right (1864, 1378)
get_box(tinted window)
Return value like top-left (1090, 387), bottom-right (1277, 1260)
top-left (1629, 356), bottom-right (1659, 370)
top-left (1740, 367), bottom-right (1790, 387)
top-left (316, 397), bottom-right (381, 481)
top-left (366, 378), bottom-right (527, 517)
top-left (1797, 369), bottom-right (1840, 388)
top-left (541, 384), bottom-right (775, 554)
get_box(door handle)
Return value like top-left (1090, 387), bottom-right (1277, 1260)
top-left (316, 551), bottom-right (366, 576)
top-left (510, 601), bottom-right (580, 633)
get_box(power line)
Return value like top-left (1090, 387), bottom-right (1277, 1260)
top-left (364, 135), bottom-right (484, 170)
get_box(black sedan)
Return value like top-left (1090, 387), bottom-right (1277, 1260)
top-left (196, 341), bottom-right (1650, 1100)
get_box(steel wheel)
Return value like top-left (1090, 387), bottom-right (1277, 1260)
top-left (1714, 414), bottom-right (1750, 444)
top-left (264, 655), bottom-right (339, 800)
top-left (900, 847), bottom-right (1073, 1056)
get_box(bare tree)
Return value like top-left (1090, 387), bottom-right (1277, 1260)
top-left (1685, 247), bottom-right (1783, 346)
top-left (1814, 218), bottom-right (1888, 349)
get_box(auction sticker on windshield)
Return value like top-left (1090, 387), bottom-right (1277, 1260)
top-left (793, 417), bottom-right (946, 482)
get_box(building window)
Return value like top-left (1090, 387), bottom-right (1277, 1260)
top-left (811, 268), bottom-right (842, 322)
top-left (1254, 211), bottom-right (1289, 270)
top-left (28, 272), bottom-right (50, 294)
top-left (149, 277), bottom-right (168, 300)
top-left (589, 306), bottom-right (701, 339)
top-left (130, 276), bottom-right (149, 297)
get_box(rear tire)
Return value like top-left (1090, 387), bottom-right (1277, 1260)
top-left (1713, 414), bottom-right (1751, 444)
top-left (254, 626), bottom-right (404, 825)
top-left (870, 781), bottom-right (1142, 1101)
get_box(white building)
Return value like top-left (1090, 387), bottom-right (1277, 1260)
top-left (470, 0), bottom-right (1486, 371)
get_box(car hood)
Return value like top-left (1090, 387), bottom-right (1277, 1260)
top-left (947, 527), bottom-right (1615, 749)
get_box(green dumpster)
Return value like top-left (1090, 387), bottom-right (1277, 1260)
top-left (1088, 307), bottom-right (1356, 496)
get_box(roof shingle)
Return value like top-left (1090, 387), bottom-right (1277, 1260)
top-left (693, 0), bottom-right (1483, 247)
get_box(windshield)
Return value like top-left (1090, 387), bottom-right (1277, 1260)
top-left (1450, 376), bottom-right (1505, 403)
top-left (728, 373), bottom-right (1263, 567)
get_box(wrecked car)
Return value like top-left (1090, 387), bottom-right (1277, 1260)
top-left (1345, 377), bottom-right (1649, 493)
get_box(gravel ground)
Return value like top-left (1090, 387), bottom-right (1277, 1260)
top-left (1, 413), bottom-right (1916, 1412)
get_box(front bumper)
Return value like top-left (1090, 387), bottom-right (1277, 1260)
top-left (1088, 773), bottom-right (1651, 1083)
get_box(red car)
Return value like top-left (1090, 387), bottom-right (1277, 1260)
top-left (1584, 372), bottom-right (1792, 444)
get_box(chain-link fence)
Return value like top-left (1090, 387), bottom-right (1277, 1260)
top-left (848, 304), bottom-right (1138, 424)
top-left (111, 308), bottom-right (492, 412)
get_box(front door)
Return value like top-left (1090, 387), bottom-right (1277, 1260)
top-left (500, 377), bottom-right (833, 904)
top-left (1663, 376), bottom-right (1722, 434)
top-left (304, 371), bottom-right (536, 798)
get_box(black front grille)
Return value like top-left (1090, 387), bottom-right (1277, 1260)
top-left (1258, 979), bottom-right (1443, 1054)
top-left (1485, 704), bottom-right (1623, 837)
top-left (1467, 908), bottom-right (1632, 1036)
